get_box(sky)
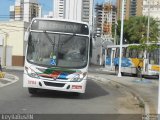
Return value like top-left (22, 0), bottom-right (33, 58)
top-left (0, 0), bottom-right (115, 21)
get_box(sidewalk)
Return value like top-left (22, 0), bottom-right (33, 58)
top-left (88, 65), bottom-right (159, 115)
top-left (4, 66), bottom-right (24, 71)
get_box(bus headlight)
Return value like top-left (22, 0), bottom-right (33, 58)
top-left (70, 73), bottom-right (87, 82)
top-left (25, 66), bottom-right (39, 79)
top-left (70, 75), bottom-right (82, 82)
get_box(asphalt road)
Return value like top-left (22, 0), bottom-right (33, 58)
top-left (0, 70), bottom-right (142, 120)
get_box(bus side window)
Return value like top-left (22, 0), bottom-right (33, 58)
top-left (122, 47), bottom-right (126, 57)
top-left (149, 49), bottom-right (159, 64)
top-left (115, 48), bottom-right (120, 58)
top-left (107, 48), bottom-right (111, 57)
top-left (129, 49), bottom-right (132, 58)
top-left (130, 49), bottom-right (138, 58)
top-left (115, 48), bottom-right (125, 58)
top-left (126, 48), bottom-right (130, 58)
top-left (138, 50), bottom-right (144, 59)
top-left (149, 52), bottom-right (154, 64)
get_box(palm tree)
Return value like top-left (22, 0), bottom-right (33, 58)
top-left (117, 16), bottom-right (160, 44)
top-left (127, 16), bottom-right (159, 44)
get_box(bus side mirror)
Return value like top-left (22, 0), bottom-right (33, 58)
top-left (92, 37), bottom-right (95, 47)
top-left (90, 37), bottom-right (95, 57)
top-left (24, 31), bottom-right (29, 41)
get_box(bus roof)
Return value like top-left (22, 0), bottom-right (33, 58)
top-left (105, 43), bottom-right (160, 48)
top-left (31, 17), bottom-right (89, 26)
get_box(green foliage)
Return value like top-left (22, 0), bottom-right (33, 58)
top-left (117, 16), bottom-right (160, 44)
top-left (128, 44), bottom-right (159, 52)
top-left (128, 44), bottom-right (146, 51)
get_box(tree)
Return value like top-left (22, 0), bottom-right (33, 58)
top-left (116, 16), bottom-right (160, 44)
top-left (116, 19), bottom-right (130, 44)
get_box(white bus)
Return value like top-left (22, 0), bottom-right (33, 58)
top-left (23, 18), bottom-right (90, 95)
top-left (104, 44), bottom-right (160, 77)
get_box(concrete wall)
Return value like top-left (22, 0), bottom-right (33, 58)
top-left (0, 21), bottom-right (29, 66)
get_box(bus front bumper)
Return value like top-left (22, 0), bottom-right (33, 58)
top-left (23, 74), bottom-right (87, 93)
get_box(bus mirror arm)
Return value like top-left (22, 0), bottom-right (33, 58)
top-left (24, 31), bottom-right (29, 41)
top-left (90, 37), bottom-right (95, 57)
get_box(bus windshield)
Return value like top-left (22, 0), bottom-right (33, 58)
top-left (27, 31), bottom-right (89, 68)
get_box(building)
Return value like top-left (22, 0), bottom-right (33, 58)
top-left (142, 0), bottom-right (160, 20)
top-left (95, 2), bottom-right (116, 38)
top-left (10, 0), bottom-right (41, 22)
top-left (82, 0), bottom-right (94, 28)
top-left (0, 21), bottom-right (28, 66)
top-left (116, 0), bottom-right (143, 20)
top-left (44, 11), bottom-right (54, 18)
top-left (53, 0), bottom-right (93, 28)
top-left (53, 0), bottom-right (65, 19)
top-left (95, 4), bottom-right (103, 37)
top-left (64, 0), bottom-right (82, 21)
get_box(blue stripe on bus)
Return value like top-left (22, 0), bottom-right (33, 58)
top-left (105, 57), bottom-right (132, 67)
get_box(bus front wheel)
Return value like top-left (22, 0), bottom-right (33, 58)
top-left (28, 88), bottom-right (38, 94)
top-left (72, 92), bottom-right (82, 96)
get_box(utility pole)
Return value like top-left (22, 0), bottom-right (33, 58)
top-left (118, 0), bottom-right (125, 77)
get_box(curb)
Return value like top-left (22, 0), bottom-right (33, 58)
top-left (110, 80), bottom-right (150, 116)
top-left (2, 66), bottom-right (24, 71)
top-left (88, 74), bottom-right (149, 117)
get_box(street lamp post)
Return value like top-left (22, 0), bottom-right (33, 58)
top-left (118, 0), bottom-right (125, 77)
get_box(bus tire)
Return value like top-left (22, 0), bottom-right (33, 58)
top-left (28, 88), bottom-right (38, 94)
top-left (72, 92), bottom-right (81, 96)
top-left (115, 65), bottom-right (119, 75)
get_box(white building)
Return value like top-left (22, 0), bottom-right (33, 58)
top-left (53, 0), bottom-right (65, 19)
top-left (64, 0), bottom-right (82, 21)
top-left (10, 0), bottom-right (41, 22)
top-left (82, 0), bottom-right (93, 28)
top-left (53, 0), bottom-right (93, 28)
top-left (143, 0), bottom-right (160, 20)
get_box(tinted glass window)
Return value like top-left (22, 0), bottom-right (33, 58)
top-left (31, 19), bottom-right (89, 35)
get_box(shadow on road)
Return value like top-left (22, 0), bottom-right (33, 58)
top-left (29, 79), bottom-right (109, 99)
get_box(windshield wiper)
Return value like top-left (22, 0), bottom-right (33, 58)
top-left (43, 31), bottom-right (55, 46)
top-left (63, 33), bottom-right (76, 44)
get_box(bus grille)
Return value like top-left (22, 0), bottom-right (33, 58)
top-left (44, 82), bottom-right (65, 87)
